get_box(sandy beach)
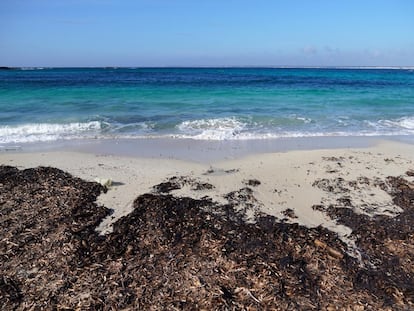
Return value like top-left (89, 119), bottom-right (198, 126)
top-left (1, 138), bottom-right (414, 309)
top-left (2, 139), bottom-right (413, 237)
top-left (3, 0), bottom-right (414, 308)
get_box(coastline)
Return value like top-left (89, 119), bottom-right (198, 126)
top-left (3, 134), bottom-right (414, 162)
top-left (1, 137), bottom-right (413, 237)
top-left (2, 137), bottom-right (414, 308)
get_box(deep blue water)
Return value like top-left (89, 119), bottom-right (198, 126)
top-left (1, 67), bottom-right (414, 144)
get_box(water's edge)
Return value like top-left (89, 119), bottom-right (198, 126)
top-left (2, 135), bottom-right (413, 163)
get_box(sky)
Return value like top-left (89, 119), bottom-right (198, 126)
top-left (1, 0), bottom-right (413, 67)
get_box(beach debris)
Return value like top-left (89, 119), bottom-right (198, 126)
top-left (282, 208), bottom-right (298, 219)
top-left (243, 178), bottom-right (261, 187)
top-left (314, 239), bottom-right (344, 259)
top-left (223, 187), bottom-right (262, 220)
top-left (203, 167), bottom-right (239, 176)
top-left (94, 177), bottom-right (112, 188)
top-left (313, 176), bottom-right (401, 218)
top-left (153, 176), bottom-right (214, 193)
top-left (191, 181), bottom-right (214, 190)
top-left (322, 156), bottom-right (345, 162)
top-left (406, 169), bottom-right (414, 177)
top-left (0, 145), bottom-right (22, 152)
top-left (312, 178), bottom-right (350, 194)
top-left (153, 176), bottom-right (182, 193)
top-left (1, 165), bottom-right (414, 309)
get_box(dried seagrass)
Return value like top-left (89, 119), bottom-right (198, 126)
top-left (1, 165), bottom-right (413, 310)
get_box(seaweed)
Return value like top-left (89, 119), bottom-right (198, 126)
top-left (1, 165), bottom-right (414, 309)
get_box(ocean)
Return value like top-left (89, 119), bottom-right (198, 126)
top-left (1, 67), bottom-right (414, 145)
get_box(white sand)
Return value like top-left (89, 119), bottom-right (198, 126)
top-left (1, 139), bottom-right (413, 256)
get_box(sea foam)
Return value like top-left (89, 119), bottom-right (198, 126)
top-left (2, 68), bottom-right (414, 143)
top-left (0, 121), bottom-right (102, 144)
top-left (366, 116), bottom-right (414, 134)
top-left (177, 117), bottom-right (246, 140)
top-left (172, 116), bottom-right (414, 140)
top-left (391, 116), bottom-right (414, 130)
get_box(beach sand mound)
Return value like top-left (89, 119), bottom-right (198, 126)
top-left (1, 166), bottom-right (413, 310)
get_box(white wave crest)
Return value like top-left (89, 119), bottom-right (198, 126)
top-left (369, 116), bottom-right (414, 133)
top-left (392, 116), bottom-right (414, 130)
top-left (294, 116), bottom-right (312, 124)
top-left (177, 117), bottom-right (246, 140)
top-left (0, 121), bottom-right (102, 144)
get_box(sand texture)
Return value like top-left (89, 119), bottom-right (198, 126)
top-left (1, 140), bottom-right (414, 309)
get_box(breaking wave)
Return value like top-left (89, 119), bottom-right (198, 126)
top-left (0, 121), bottom-right (102, 144)
top-left (172, 116), bottom-right (414, 140)
top-left (2, 116), bottom-right (414, 143)
top-left (177, 117), bottom-right (246, 140)
top-left (379, 116), bottom-right (414, 130)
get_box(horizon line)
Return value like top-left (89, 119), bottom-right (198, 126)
top-left (2, 65), bottom-right (414, 70)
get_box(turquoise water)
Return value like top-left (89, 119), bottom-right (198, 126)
top-left (1, 67), bottom-right (414, 144)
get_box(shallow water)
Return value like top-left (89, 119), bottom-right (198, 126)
top-left (1, 67), bottom-right (414, 144)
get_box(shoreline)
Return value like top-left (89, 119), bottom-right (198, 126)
top-left (1, 138), bottom-right (413, 240)
top-left (2, 134), bottom-right (414, 162)
top-left (2, 137), bottom-right (414, 308)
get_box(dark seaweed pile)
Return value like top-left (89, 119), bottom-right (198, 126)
top-left (1, 165), bottom-right (413, 310)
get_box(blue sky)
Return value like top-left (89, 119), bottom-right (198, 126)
top-left (1, 0), bottom-right (413, 67)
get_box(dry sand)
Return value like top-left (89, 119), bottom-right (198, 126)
top-left (1, 139), bottom-right (413, 255)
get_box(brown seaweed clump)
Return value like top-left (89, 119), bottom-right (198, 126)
top-left (323, 176), bottom-right (414, 308)
top-left (1, 165), bottom-right (414, 310)
top-left (0, 166), bottom-right (109, 309)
